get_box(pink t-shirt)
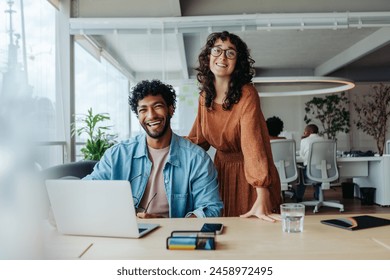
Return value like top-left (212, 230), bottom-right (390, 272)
top-left (138, 145), bottom-right (170, 217)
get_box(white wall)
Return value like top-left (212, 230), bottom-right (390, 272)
top-left (171, 80), bottom-right (199, 136)
top-left (261, 94), bottom-right (307, 149)
top-left (173, 80), bottom-right (215, 159)
top-left (261, 82), bottom-right (390, 153)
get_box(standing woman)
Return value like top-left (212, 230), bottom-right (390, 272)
top-left (187, 31), bottom-right (281, 221)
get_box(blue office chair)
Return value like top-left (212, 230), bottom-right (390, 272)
top-left (270, 139), bottom-right (299, 201)
top-left (301, 140), bottom-right (344, 213)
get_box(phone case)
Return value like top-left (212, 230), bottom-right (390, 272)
top-left (166, 231), bottom-right (215, 250)
top-left (201, 223), bottom-right (223, 234)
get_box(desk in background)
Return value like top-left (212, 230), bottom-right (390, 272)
top-left (295, 155), bottom-right (379, 177)
top-left (297, 155), bottom-right (390, 206)
top-left (336, 156), bottom-right (379, 177)
top-left (353, 155), bottom-right (390, 206)
top-left (43, 215), bottom-right (390, 260)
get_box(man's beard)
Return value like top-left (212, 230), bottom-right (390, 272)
top-left (142, 115), bottom-right (171, 139)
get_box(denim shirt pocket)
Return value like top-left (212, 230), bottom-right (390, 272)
top-left (170, 193), bottom-right (190, 217)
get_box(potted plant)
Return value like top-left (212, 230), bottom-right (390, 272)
top-left (71, 108), bottom-right (118, 160)
top-left (304, 92), bottom-right (350, 140)
top-left (353, 83), bottom-right (390, 156)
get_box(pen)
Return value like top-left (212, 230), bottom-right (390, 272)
top-left (78, 243), bottom-right (94, 258)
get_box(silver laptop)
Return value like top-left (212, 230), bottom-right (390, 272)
top-left (45, 179), bottom-right (159, 238)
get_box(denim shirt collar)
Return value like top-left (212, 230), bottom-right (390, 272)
top-left (133, 133), bottom-right (181, 168)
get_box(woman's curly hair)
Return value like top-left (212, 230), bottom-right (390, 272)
top-left (196, 31), bottom-right (255, 110)
top-left (128, 80), bottom-right (176, 115)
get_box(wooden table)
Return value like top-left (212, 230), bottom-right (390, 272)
top-left (43, 214), bottom-right (390, 260)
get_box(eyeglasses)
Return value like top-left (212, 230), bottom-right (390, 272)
top-left (210, 46), bottom-right (237, 60)
top-left (136, 192), bottom-right (157, 214)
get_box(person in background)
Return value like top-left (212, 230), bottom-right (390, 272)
top-left (84, 80), bottom-right (223, 218)
top-left (187, 31), bottom-right (281, 221)
top-left (296, 124), bottom-right (324, 202)
top-left (266, 116), bottom-right (286, 140)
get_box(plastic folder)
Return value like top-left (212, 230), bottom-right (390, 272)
top-left (166, 231), bottom-right (215, 250)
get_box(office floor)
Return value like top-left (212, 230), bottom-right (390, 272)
top-left (284, 185), bottom-right (390, 215)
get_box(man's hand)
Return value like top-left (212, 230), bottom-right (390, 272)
top-left (136, 212), bottom-right (164, 219)
top-left (186, 214), bottom-right (197, 218)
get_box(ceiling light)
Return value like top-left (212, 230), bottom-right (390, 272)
top-left (253, 76), bottom-right (355, 97)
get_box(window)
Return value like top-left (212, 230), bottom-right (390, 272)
top-left (0, 0), bottom-right (59, 168)
top-left (74, 43), bottom-right (130, 160)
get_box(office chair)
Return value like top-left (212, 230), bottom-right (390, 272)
top-left (40, 160), bottom-right (98, 180)
top-left (301, 140), bottom-right (344, 213)
top-left (270, 139), bottom-right (299, 201)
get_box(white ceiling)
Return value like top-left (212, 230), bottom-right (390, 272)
top-left (70, 0), bottom-right (390, 83)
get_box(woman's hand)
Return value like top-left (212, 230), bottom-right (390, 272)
top-left (240, 187), bottom-right (281, 222)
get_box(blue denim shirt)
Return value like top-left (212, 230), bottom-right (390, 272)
top-left (84, 133), bottom-right (222, 218)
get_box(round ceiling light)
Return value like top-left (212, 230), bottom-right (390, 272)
top-left (253, 76), bottom-right (355, 97)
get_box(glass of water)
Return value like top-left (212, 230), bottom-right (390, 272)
top-left (280, 203), bottom-right (305, 233)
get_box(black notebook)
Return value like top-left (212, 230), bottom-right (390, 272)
top-left (321, 215), bottom-right (390, 231)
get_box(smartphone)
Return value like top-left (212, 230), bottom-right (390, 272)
top-left (200, 223), bottom-right (223, 234)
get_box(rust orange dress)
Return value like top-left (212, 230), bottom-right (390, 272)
top-left (187, 84), bottom-right (282, 217)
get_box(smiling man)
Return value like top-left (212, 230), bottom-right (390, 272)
top-left (84, 80), bottom-right (223, 218)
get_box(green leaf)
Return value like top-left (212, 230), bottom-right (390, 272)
top-left (72, 107), bottom-right (118, 160)
top-left (303, 92), bottom-right (350, 140)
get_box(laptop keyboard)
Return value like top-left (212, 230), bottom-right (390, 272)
top-left (138, 228), bottom-right (147, 233)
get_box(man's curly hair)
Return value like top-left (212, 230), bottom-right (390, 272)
top-left (196, 31), bottom-right (255, 110)
top-left (128, 80), bottom-right (177, 115)
top-left (266, 116), bottom-right (284, 137)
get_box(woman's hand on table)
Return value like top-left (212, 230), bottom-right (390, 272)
top-left (240, 187), bottom-right (281, 222)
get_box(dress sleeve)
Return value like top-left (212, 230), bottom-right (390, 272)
top-left (186, 96), bottom-right (211, 151)
top-left (240, 85), bottom-right (273, 187)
